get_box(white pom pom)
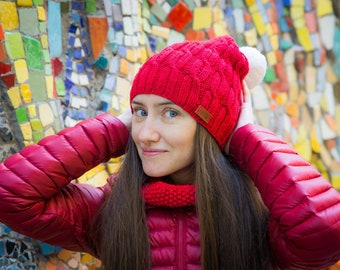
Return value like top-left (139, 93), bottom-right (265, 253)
top-left (239, 46), bottom-right (267, 89)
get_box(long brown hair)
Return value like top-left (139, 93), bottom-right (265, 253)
top-left (92, 124), bottom-right (275, 269)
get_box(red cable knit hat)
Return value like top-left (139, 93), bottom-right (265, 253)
top-left (130, 35), bottom-right (266, 149)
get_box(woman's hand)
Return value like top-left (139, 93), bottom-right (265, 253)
top-left (118, 107), bottom-right (132, 131)
top-left (224, 81), bottom-right (255, 153)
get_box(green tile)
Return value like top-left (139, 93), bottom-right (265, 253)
top-left (4, 32), bottom-right (25, 59)
top-left (15, 108), bottom-right (28, 124)
top-left (23, 36), bottom-right (43, 70)
top-left (30, 118), bottom-right (43, 131)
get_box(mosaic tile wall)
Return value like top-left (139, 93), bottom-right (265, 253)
top-left (0, 0), bottom-right (339, 269)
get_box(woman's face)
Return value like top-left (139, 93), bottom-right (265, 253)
top-left (131, 94), bottom-right (197, 184)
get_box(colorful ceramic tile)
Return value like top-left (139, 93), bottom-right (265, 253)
top-left (1, 73), bottom-right (15, 88)
top-left (150, 3), bottom-right (167, 22)
top-left (18, 8), bottom-right (39, 36)
top-left (37, 6), bottom-right (46, 21)
top-left (15, 107), bottom-right (28, 124)
top-left (23, 36), bottom-right (44, 70)
top-left (38, 103), bottom-right (54, 127)
top-left (17, 0), bottom-right (33, 6)
top-left (47, 1), bottom-right (62, 57)
top-left (45, 75), bottom-right (54, 98)
top-left (4, 32), bottom-right (25, 59)
top-left (0, 62), bottom-right (11, 74)
top-left (168, 2), bottom-right (193, 31)
top-left (296, 27), bottom-right (313, 51)
top-left (7, 86), bottom-right (22, 108)
top-left (193, 7), bottom-right (212, 30)
top-left (14, 59), bottom-right (29, 83)
top-left (29, 70), bottom-right (47, 101)
top-left (20, 84), bottom-right (32, 103)
top-left (316, 0), bottom-right (333, 17)
top-left (0, 2), bottom-right (19, 31)
top-left (151, 25), bottom-right (170, 39)
top-left (20, 122), bottom-right (33, 141)
top-left (251, 12), bottom-right (266, 35)
top-left (88, 16), bottom-right (109, 60)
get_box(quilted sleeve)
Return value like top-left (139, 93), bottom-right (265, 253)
top-left (229, 124), bottom-right (340, 270)
top-left (0, 113), bottom-right (129, 255)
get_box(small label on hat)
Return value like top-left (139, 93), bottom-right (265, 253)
top-left (195, 105), bottom-right (211, 123)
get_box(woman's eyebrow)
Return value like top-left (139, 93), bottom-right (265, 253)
top-left (131, 100), bottom-right (175, 107)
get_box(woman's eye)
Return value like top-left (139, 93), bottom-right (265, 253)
top-left (135, 109), bottom-right (147, 117)
top-left (164, 110), bottom-right (178, 118)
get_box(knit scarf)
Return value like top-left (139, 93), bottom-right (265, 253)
top-left (142, 179), bottom-right (196, 208)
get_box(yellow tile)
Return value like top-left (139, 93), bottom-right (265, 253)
top-left (27, 104), bottom-right (37, 117)
top-left (14, 59), bottom-right (29, 83)
top-left (45, 75), bottom-right (54, 99)
top-left (212, 6), bottom-right (224, 22)
top-left (20, 122), bottom-right (32, 140)
top-left (85, 170), bottom-right (109, 187)
top-left (16, 0), bottom-right (33, 6)
top-left (44, 127), bottom-right (55, 136)
top-left (293, 17), bottom-right (306, 28)
top-left (212, 21), bottom-right (228, 37)
top-left (290, 6), bottom-right (304, 20)
top-left (332, 174), bottom-right (340, 190)
top-left (293, 127), bottom-right (312, 162)
top-left (296, 27), bottom-right (313, 51)
top-left (311, 127), bottom-right (321, 153)
top-left (244, 28), bottom-right (258, 46)
top-left (107, 162), bottom-right (122, 174)
top-left (0, 2), bottom-right (19, 30)
top-left (38, 103), bottom-right (54, 127)
top-left (126, 48), bottom-right (140, 62)
top-left (269, 34), bottom-right (279, 51)
top-left (151, 25), bottom-right (170, 39)
top-left (335, 105), bottom-right (340, 135)
top-left (265, 23), bottom-right (273, 36)
top-left (193, 7), bottom-right (212, 30)
top-left (291, 0), bottom-right (304, 6)
top-left (248, 3), bottom-right (259, 13)
top-left (20, 84), bottom-right (32, 103)
top-left (245, 0), bottom-right (256, 7)
top-left (37, 6), bottom-right (46, 21)
top-left (276, 92), bottom-right (287, 106)
top-left (316, 0), bottom-right (333, 16)
top-left (266, 51), bottom-right (277, 66)
top-left (252, 12), bottom-right (266, 35)
top-left (120, 58), bottom-right (129, 75)
top-left (81, 253), bottom-right (95, 265)
top-left (40, 34), bottom-right (49, 49)
top-left (7, 87), bottom-right (22, 108)
top-left (140, 47), bottom-right (148, 63)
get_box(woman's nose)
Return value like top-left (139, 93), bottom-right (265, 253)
top-left (137, 117), bottom-right (161, 143)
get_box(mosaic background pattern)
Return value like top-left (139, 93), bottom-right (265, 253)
top-left (0, 0), bottom-right (339, 269)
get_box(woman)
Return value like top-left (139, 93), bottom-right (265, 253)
top-left (0, 35), bottom-right (339, 270)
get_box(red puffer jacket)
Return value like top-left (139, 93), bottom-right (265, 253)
top-left (0, 113), bottom-right (339, 269)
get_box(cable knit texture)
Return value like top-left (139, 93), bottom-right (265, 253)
top-left (142, 179), bottom-right (196, 207)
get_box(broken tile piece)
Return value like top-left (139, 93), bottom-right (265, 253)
top-left (0, 2), bottom-right (19, 30)
top-left (18, 8), bottom-right (39, 36)
top-left (4, 32), bottom-right (25, 59)
top-left (88, 16), bottom-right (109, 60)
top-left (14, 59), bottom-right (29, 83)
top-left (193, 7), bottom-right (212, 30)
top-left (168, 2), bottom-right (193, 32)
